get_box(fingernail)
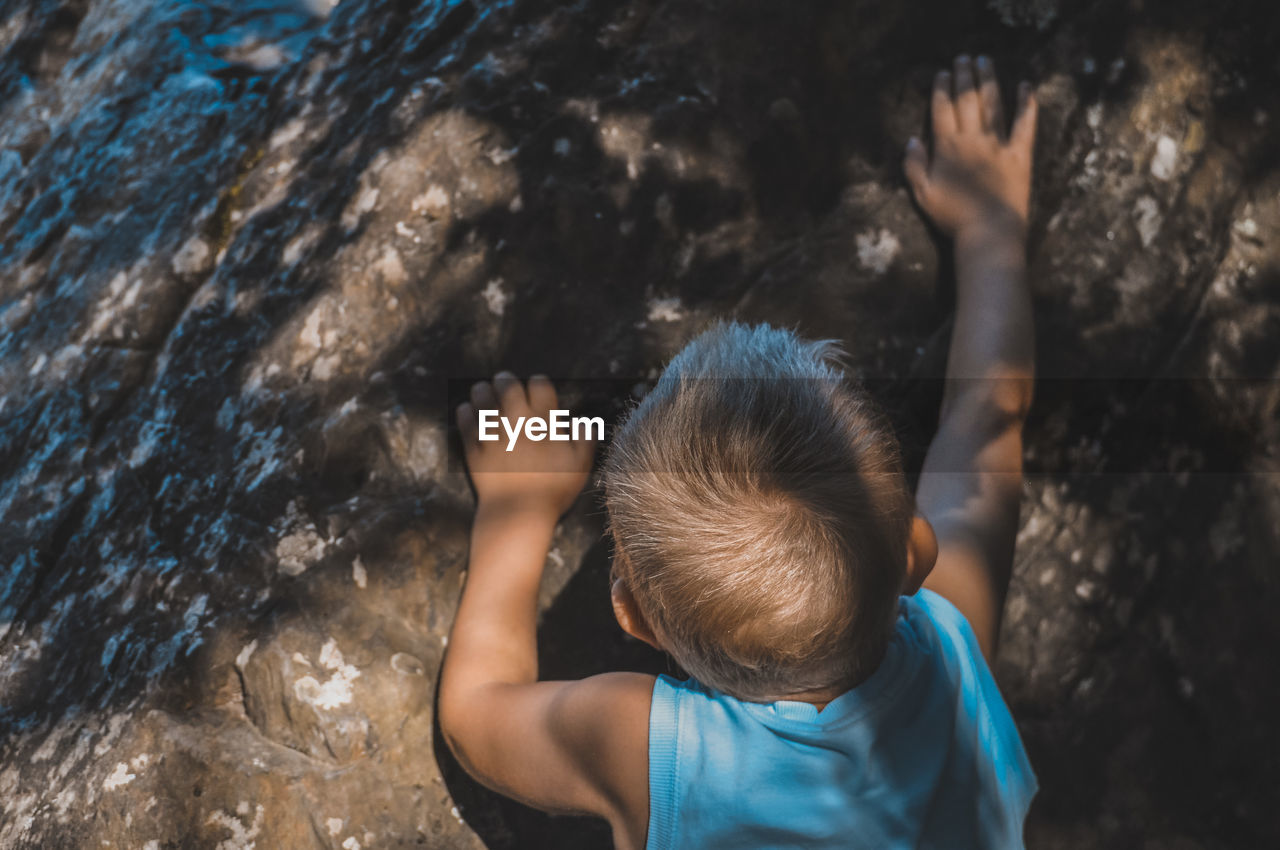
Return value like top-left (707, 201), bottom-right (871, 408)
top-left (976, 55), bottom-right (990, 69)
top-left (957, 54), bottom-right (970, 65)
top-left (907, 136), bottom-right (922, 150)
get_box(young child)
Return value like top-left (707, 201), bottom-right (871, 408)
top-left (440, 54), bottom-right (1039, 849)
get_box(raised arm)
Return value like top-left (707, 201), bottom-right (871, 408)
top-left (439, 375), bottom-right (652, 843)
top-left (903, 55), bottom-right (1037, 661)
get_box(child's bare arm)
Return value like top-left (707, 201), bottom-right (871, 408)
top-left (904, 55), bottom-right (1037, 662)
top-left (438, 375), bottom-right (651, 835)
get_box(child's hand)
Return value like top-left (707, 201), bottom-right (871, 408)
top-left (456, 373), bottom-right (595, 521)
top-left (904, 54), bottom-right (1037, 241)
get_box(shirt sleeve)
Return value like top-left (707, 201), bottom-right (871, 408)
top-left (647, 674), bottom-right (684, 850)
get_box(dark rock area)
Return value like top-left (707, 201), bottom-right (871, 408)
top-left (1, 0), bottom-right (1278, 847)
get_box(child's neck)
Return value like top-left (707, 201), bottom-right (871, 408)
top-left (768, 644), bottom-right (891, 710)
top-left (780, 685), bottom-right (844, 712)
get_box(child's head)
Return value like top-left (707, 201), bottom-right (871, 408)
top-left (603, 322), bottom-right (917, 701)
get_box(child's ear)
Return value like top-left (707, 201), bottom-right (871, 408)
top-left (902, 513), bottom-right (939, 595)
top-left (611, 577), bottom-right (663, 650)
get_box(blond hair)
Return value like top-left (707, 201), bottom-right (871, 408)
top-left (603, 322), bottom-right (913, 701)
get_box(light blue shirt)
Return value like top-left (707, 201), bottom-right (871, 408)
top-left (646, 589), bottom-right (1038, 849)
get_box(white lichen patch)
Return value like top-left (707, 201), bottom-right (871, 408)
top-left (236, 640), bottom-right (258, 670)
top-left (81, 270), bottom-right (145, 343)
top-left (481, 278), bottom-right (508, 316)
top-left (1150, 134), bottom-right (1178, 180)
top-left (487, 144), bottom-right (517, 165)
top-left (374, 246), bottom-right (406, 287)
top-left (342, 837), bottom-right (362, 850)
top-left (856, 228), bottom-right (901, 274)
top-left (311, 353), bottom-right (343, 381)
top-left (411, 185), bottom-right (451, 217)
top-left (327, 817), bottom-right (344, 837)
top-left (320, 639), bottom-right (351, 670)
top-left (207, 804), bottom-right (264, 850)
top-left (298, 307), bottom-right (326, 351)
top-left (172, 235), bottom-right (212, 276)
top-left (1133, 196), bottom-right (1162, 247)
top-left (270, 118), bottom-right (307, 151)
top-left (351, 556), bottom-right (367, 589)
top-left (646, 297), bottom-right (684, 323)
top-left (276, 525), bottom-right (327, 577)
top-left (103, 761), bottom-right (135, 790)
top-left (291, 298), bottom-right (355, 380)
top-left (341, 185), bottom-right (380, 230)
top-left (293, 638), bottom-right (361, 710)
top-left (1234, 217), bottom-right (1259, 239)
top-left (282, 225), bottom-right (323, 266)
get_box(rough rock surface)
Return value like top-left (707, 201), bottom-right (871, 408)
top-left (1, 0), bottom-right (1278, 847)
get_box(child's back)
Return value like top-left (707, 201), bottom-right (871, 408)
top-left (648, 589), bottom-right (1035, 849)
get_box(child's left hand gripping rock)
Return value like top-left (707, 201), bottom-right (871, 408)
top-left (456, 372), bottom-right (596, 521)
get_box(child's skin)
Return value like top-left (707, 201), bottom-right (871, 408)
top-left (439, 54), bottom-right (1037, 850)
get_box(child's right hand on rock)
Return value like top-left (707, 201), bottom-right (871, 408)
top-left (903, 54), bottom-right (1037, 241)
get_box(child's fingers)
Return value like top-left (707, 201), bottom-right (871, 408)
top-left (470, 379), bottom-right (498, 412)
top-left (952, 55), bottom-right (980, 132)
top-left (931, 70), bottom-right (956, 138)
top-left (976, 55), bottom-right (1004, 139)
top-left (903, 136), bottom-right (930, 201)
top-left (1011, 81), bottom-right (1038, 153)
top-left (492, 370), bottom-right (529, 414)
top-left (527, 374), bottom-right (558, 414)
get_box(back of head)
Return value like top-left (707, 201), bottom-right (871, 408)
top-left (603, 322), bottom-right (913, 701)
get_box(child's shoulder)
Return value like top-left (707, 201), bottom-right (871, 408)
top-left (899, 588), bottom-right (988, 666)
top-left (563, 672), bottom-right (654, 850)
top-left (906, 587), bottom-right (973, 632)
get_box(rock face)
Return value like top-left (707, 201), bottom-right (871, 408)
top-left (0, 0), bottom-right (1277, 847)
